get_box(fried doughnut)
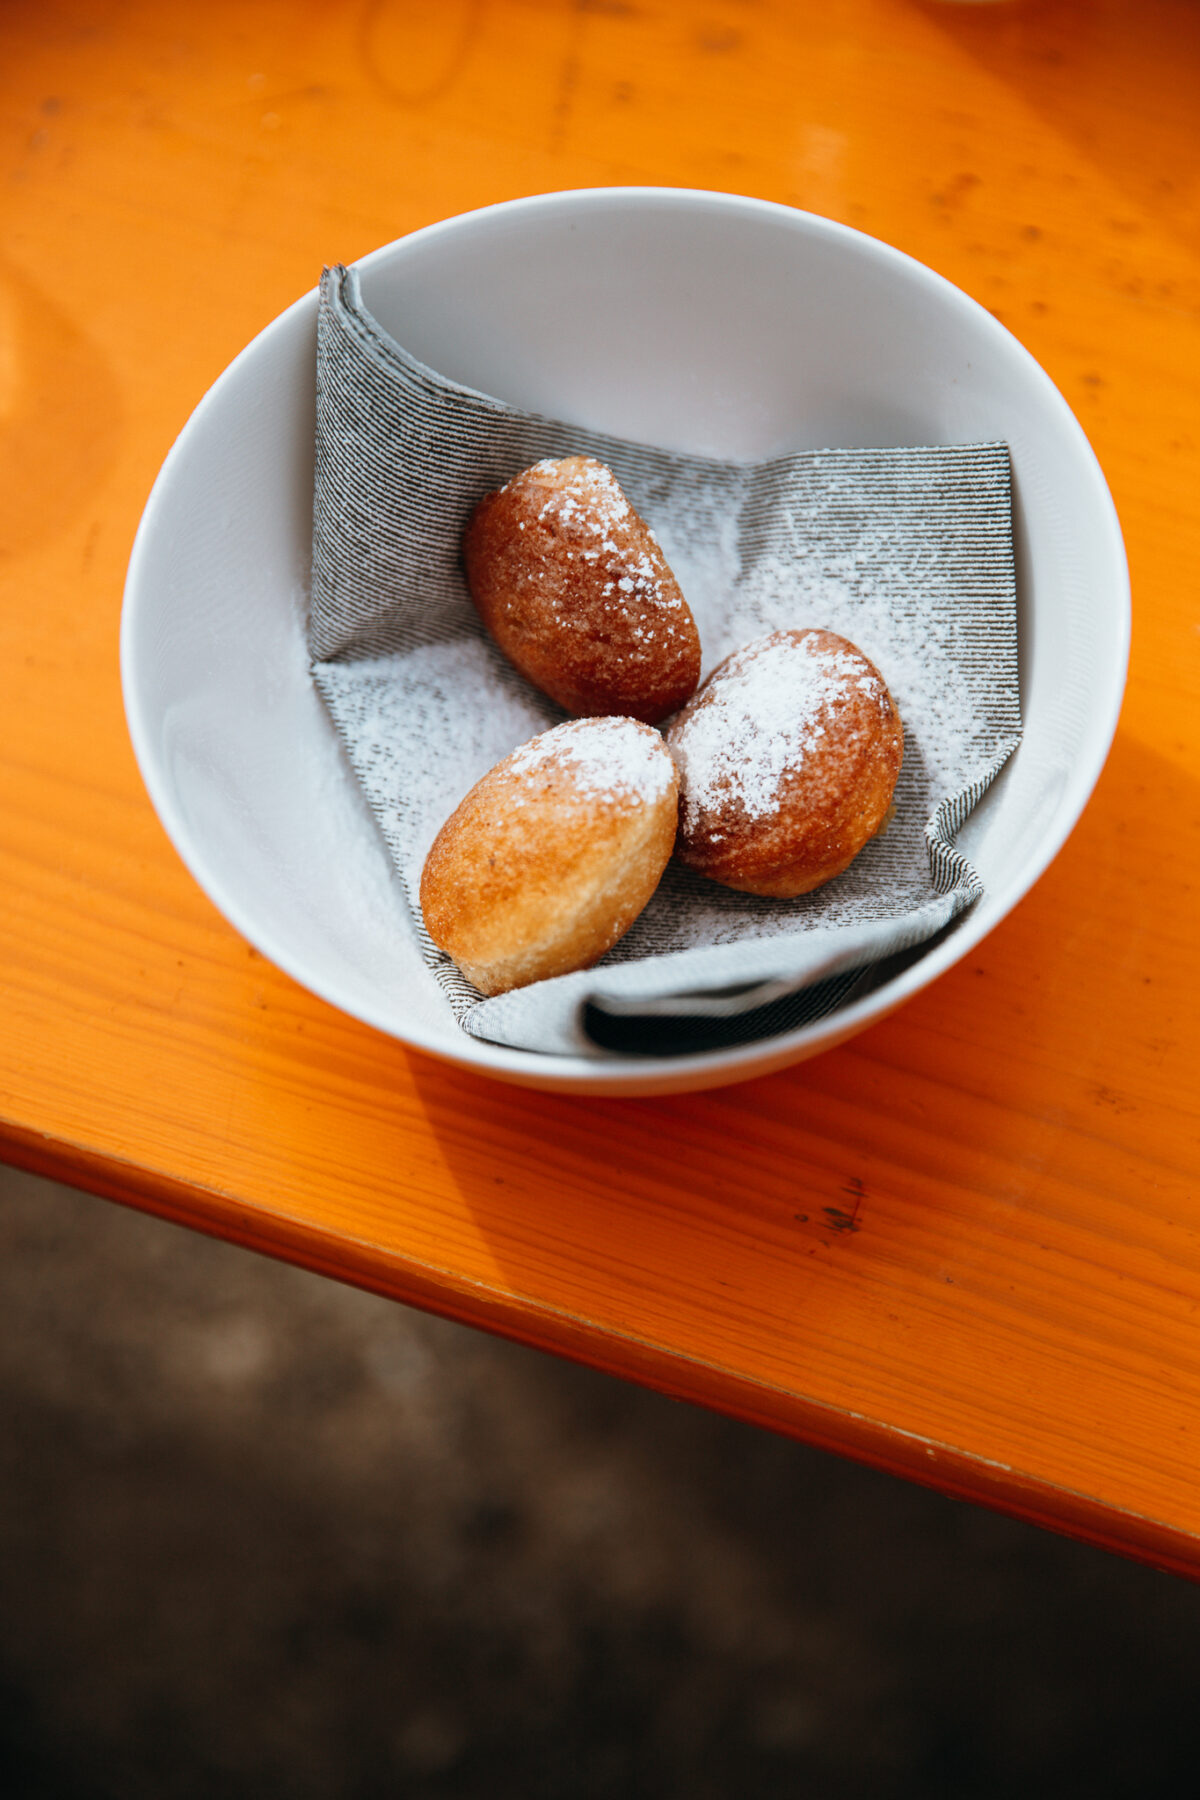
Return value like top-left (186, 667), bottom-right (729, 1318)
top-left (463, 455), bottom-right (701, 724)
top-left (419, 716), bottom-right (679, 997)
top-left (666, 628), bottom-right (903, 898)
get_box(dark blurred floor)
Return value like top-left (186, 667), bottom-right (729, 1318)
top-left (2, 1163), bottom-right (1200, 1800)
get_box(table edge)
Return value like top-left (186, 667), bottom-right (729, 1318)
top-left (4, 1118), bottom-right (1195, 1583)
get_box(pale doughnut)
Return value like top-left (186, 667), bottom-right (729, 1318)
top-left (419, 716), bottom-right (679, 997)
top-left (666, 628), bottom-right (903, 897)
top-left (462, 455), bottom-right (701, 724)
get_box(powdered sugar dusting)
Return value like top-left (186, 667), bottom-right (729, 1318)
top-left (735, 467), bottom-right (996, 796)
top-left (520, 457), bottom-right (684, 618)
top-left (505, 716), bottom-right (674, 808)
top-left (528, 453), bottom-right (636, 543)
top-left (670, 633), bottom-right (878, 830)
top-left (527, 455), bottom-right (632, 537)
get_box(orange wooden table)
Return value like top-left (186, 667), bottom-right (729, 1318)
top-left (3, 0), bottom-right (1199, 1574)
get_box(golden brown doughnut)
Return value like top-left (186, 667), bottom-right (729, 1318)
top-left (419, 716), bottom-right (679, 997)
top-left (462, 455), bottom-right (701, 724)
top-left (666, 628), bottom-right (903, 898)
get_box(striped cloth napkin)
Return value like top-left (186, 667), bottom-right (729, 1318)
top-left (311, 263), bottom-right (1020, 1057)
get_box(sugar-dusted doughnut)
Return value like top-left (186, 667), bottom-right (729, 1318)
top-left (666, 628), bottom-right (903, 898)
top-left (419, 716), bottom-right (679, 997)
top-left (462, 455), bottom-right (701, 724)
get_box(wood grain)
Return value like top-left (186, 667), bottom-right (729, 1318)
top-left (2, 0), bottom-right (1199, 1573)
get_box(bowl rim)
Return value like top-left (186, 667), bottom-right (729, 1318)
top-left (121, 185), bottom-right (1131, 1094)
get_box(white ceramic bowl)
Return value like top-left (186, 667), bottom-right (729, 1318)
top-left (121, 189), bottom-right (1129, 1096)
